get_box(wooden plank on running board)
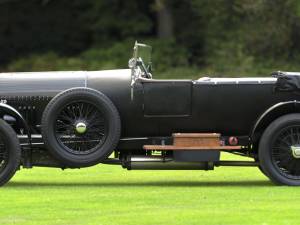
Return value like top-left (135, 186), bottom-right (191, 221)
top-left (173, 133), bottom-right (221, 147)
top-left (143, 145), bottom-right (242, 151)
top-left (172, 133), bottom-right (220, 138)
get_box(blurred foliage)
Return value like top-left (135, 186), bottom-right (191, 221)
top-left (1, 0), bottom-right (300, 77)
top-left (6, 39), bottom-right (189, 72)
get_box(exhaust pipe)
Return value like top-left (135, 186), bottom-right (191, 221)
top-left (122, 155), bottom-right (214, 170)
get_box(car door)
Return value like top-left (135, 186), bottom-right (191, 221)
top-left (141, 80), bottom-right (192, 117)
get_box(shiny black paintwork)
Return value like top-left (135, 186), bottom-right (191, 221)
top-left (0, 69), bottom-right (298, 151)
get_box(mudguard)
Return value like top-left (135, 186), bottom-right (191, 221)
top-left (0, 103), bottom-right (31, 142)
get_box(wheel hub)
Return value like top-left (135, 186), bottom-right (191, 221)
top-left (75, 122), bottom-right (87, 134)
top-left (291, 145), bottom-right (300, 159)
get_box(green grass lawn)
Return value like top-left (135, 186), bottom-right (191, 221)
top-left (0, 153), bottom-right (299, 225)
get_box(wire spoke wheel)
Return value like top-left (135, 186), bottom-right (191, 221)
top-left (0, 119), bottom-right (21, 186)
top-left (271, 125), bottom-right (300, 179)
top-left (55, 101), bottom-right (107, 155)
top-left (259, 114), bottom-right (300, 185)
top-left (42, 88), bottom-right (121, 167)
top-left (0, 136), bottom-right (8, 174)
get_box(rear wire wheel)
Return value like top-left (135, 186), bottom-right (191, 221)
top-left (259, 114), bottom-right (300, 185)
top-left (42, 88), bottom-right (121, 167)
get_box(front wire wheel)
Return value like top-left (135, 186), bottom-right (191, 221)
top-left (0, 119), bottom-right (21, 186)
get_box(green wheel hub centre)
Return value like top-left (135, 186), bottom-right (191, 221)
top-left (75, 122), bottom-right (87, 134)
top-left (291, 146), bottom-right (300, 159)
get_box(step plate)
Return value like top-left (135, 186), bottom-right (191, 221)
top-left (143, 145), bottom-right (242, 151)
top-left (173, 133), bottom-right (221, 147)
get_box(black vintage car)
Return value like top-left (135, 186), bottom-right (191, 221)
top-left (0, 42), bottom-right (300, 186)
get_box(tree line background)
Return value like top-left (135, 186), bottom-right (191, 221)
top-left (1, 0), bottom-right (300, 78)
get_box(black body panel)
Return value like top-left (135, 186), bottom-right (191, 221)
top-left (0, 69), bottom-right (299, 152)
top-left (142, 80), bottom-right (192, 117)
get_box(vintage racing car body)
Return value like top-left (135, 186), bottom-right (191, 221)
top-left (0, 42), bottom-right (299, 186)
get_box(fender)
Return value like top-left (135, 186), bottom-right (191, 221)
top-left (0, 103), bottom-right (31, 143)
top-left (250, 100), bottom-right (300, 141)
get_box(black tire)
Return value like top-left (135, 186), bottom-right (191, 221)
top-left (259, 113), bottom-right (300, 185)
top-left (254, 157), bottom-right (268, 176)
top-left (41, 87), bottom-right (121, 167)
top-left (258, 165), bottom-right (269, 177)
top-left (0, 119), bottom-right (21, 186)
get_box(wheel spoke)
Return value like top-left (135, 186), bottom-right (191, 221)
top-left (272, 125), bottom-right (300, 179)
top-left (55, 101), bottom-right (107, 154)
top-left (0, 137), bottom-right (8, 173)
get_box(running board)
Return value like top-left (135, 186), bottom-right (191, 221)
top-left (143, 145), bottom-right (242, 150)
top-left (143, 133), bottom-right (242, 151)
